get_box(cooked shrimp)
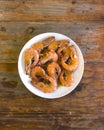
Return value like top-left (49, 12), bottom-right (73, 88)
top-left (61, 45), bottom-right (78, 71)
top-left (32, 77), bottom-right (57, 93)
top-left (38, 50), bottom-right (58, 65)
top-left (32, 42), bottom-right (44, 52)
top-left (42, 36), bottom-right (55, 46)
top-left (47, 62), bottom-right (61, 79)
top-left (24, 36), bottom-right (79, 93)
top-left (30, 66), bottom-right (46, 81)
top-left (48, 40), bottom-right (69, 51)
top-left (30, 66), bottom-right (57, 93)
top-left (24, 48), bottom-right (39, 74)
top-left (59, 70), bottom-right (73, 87)
top-left (31, 36), bottom-right (55, 52)
top-left (57, 45), bottom-right (67, 57)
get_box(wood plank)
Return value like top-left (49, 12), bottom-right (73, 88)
top-left (0, 79), bottom-right (104, 129)
top-left (0, 62), bottom-right (104, 104)
top-left (0, 115), bottom-right (98, 130)
top-left (0, 0), bottom-right (104, 22)
top-left (0, 82), bottom-right (103, 108)
top-left (0, 109), bottom-right (103, 129)
top-left (0, 76), bottom-right (104, 129)
top-left (0, 78), bottom-right (104, 105)
top-left (0, 64), bottom-right (104, 129)
top-left (0, 22), bottom-right (104, 63)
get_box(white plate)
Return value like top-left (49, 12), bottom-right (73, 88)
top-left (18, 32), bottom-right (84, 99)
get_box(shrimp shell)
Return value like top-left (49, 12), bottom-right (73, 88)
top-left (30, 66), bottom-right (57, 93)
top-left (47, 62), bottom-right (61, 79)
top-left (42, 36), bottom-right (55, 47)
top-left (48, 40), bottom-right (69, 51)
top-left (30, 66), bottom-right (46, 81)
top-left (32, 42), bottom-right (44, 52)
top-left (24, 48), bottom-right (39, 74)
top-left (57, 45), bottom-right (67, 57)
top-left (38, 50), bottom-right (58, 65)
top-left (31, 36), bottom-right (55, 52)
top-left (59, 70), bottom-right (73, 87)
top-left (32, 77), bottom-right (57, 93)
top-left (61, 45), bottom-right (78, 71)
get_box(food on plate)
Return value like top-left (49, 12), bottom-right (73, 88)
top-left (30, 66), bottom-right (57, 93)
top-left (24, 48), bottom-right (39, 74)
top-left (38, 50), bottom-right (58, 65)
top-left (24, 36), bottom-right (78, 93)
top-left (61, 45), bottom-right (78, 71)
top-left (47, 62), bottom-right (61, 79)
top-left (31, 36), bottom-right (55, 52)
top-left (48, 40), bottom-right (69, 51)
top-left (59, 70), bottom-right (73, 87)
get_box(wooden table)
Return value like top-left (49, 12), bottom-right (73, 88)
top-left (0, 0), bottom-right (104, 129)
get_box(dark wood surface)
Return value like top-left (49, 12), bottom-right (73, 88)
top-left (0, 0), bottom-right (104, 129)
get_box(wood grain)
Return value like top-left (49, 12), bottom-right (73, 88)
top-left (0, 0), bottom-right (104, 22)
top-left (0, 0), bottom-right (104, 129)
top-left (0, 22), bottom-right (104, 63)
